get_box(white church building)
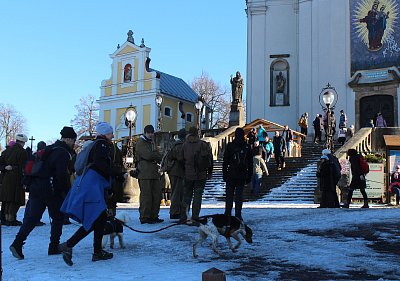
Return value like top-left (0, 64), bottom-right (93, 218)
top-left (245, 0), bottom-right (400, 131)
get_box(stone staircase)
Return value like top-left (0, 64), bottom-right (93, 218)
top-left (203, 139), bottom-right (335, 204)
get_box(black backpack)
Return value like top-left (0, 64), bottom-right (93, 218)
top-left (230, 145), bottom-right (248, 172)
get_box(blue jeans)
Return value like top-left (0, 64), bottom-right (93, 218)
top-left (251, 173), bottom-right (263, 195)
top-left (286, 141), bottom-right (292, 157)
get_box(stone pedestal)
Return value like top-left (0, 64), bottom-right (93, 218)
top-left (202, 267), bottom-right (226, 281)
top-left (123, 168), bottom-right (140, 203)
top-left (229, 102), bottom-right (245, 127)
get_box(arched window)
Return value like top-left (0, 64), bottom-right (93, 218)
top-left (270, 59), bottom-right (289, 106)
top-left (164, 106), bottom-right (172, 117)
top-left (124, 64), bottom-right (132, 82)
top-left (186, 113), bottom-right (193, 123)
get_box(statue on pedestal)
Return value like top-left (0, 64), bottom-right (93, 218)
top-left (276, 71), bottom-right (286, 93)
top-left (230, 71), bottom-right (244, 104)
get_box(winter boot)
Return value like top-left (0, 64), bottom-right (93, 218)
top-left (166, 200), bottom-right (171, 206)
top-left (361, 204), bottom-right (369, 208)
top-left (48, 242), bottom-right (61, 255)
top-left (92, 249), bottom-right (113, 262)
top-left (59, 242), bottom-right (73, 266)
top-left (160, 199), bottom-right (166, 206)
top-left (10, 240), bottom-right (25, 260)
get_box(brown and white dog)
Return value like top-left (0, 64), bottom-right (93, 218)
top-left (192, 214), bottom-right (253, 258)
top-left (102, 211), bottom-right (130, 249)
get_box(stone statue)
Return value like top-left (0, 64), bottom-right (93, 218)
top-left (276, 71), bottom-right (286, 93)
top-left (230, 71), bottom-right (244, 104)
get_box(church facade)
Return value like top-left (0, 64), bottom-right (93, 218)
top-left (98, 31), bottom-right (205, 141)
top-left (246, 0), bottom-right (400, 131)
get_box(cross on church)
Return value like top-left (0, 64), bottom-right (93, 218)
top-left (29, 136), bottom-right (35, 150)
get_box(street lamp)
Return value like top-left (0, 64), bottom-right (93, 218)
top-left (319, 83), bottom-right (338, 152)
top-left (195, 98), bottom-right (203, 129)
top-left (155, 94), bottom-right (163, 131)
top-left (125, 105), bottom-right (137, 168)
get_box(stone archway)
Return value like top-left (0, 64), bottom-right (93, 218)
top-left (353, 84), bottom-right (398, 130)
top-left (360, 95), bottom-right (394, 128)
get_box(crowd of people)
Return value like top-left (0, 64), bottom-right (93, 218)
top-left (1, 115), bottom-right (397, 266)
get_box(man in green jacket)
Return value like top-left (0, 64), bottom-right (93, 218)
top-left (135, 125), bottom-right (163, 224)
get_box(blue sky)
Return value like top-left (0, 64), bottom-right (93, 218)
top-left (0, 0), bottom-right (247, 148)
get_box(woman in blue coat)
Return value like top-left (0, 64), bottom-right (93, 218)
top-left (59, 122), bottom-right (125, 266)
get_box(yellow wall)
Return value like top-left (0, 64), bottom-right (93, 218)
top-left (103, 110), bottom-right (111, 124)
top-left (143, 104), bottom-right (151, 130)
top-left (118, 84), bottom-right (137, 94)
top-left (134, 58), bottom-right (139, 81)
top-left (161, 97), bottom-right (178, 132)
top-left (117, 62), bottom-right (122, 85)
top-left (104, 79), bottom-right (112, 96)
top-left (119, 45), bottom-right (138, 55)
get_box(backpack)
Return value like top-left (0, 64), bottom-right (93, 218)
top-left (298, 117), bottom-right (305, 128)
top-left (74, 140), bottom-right (99, 176)
top-left (24, 147), bottom-right (59, 178)
top-left (193, 141), bottom-right (212, 172)
top-left (328, 154), bottom-right (341, 185)
top-left (359, 155), bottom-right (370, 174)
top-left (230, 145), bottom-right (249, 172)
top-left (160, 142), bottom-right (181, 173)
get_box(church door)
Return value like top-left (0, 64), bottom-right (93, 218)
top-left (360, 95), bottom-right (394, 128)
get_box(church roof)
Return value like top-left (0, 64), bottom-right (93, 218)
top-left (157, 71), bottom-right (199, 103)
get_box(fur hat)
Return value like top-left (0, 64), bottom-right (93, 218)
top-left (322, 149), bottom-right (331, 156)
top-left (188, 126), bottom-right (198, 136)
top-left (60, 126), bottom-right (77, 139)
top-left (96, 122), bottom-right (113, 136)
top-left (178, 128), bottom-right (186, 140)
top-left (16, 134), bottom-right (28, 142)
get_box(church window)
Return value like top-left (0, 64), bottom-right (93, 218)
top-left (164, 107), bottom-right (172, 117)
top-left (186, 113), bottom-right (193, 123)
top-left (270, 59), bottom-right (289, 106)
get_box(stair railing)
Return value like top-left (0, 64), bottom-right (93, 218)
top-left (202, 126), bottom-right (239, 160)
top-left (334, 128), bottom-right (372, 160)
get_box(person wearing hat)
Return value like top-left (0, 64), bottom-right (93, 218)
top-left (10, 127), bottom-right (76, 260)
top-left (222, 127), bottom-right (253, 221)
top-left (59, 122), bottom-right (126, 265)
top-left (0, 134), bottom-right (28, 226)
top-left (316, 150), bottom-right (340, 208)
top-left (132, 124), bottom-right (164, 224)
top-left (389, 165), bottom-right (400, 205)
top-left (161, 128), bottom-right (187, 220)
top-left (0, 140), bottom-right (18, 225)
top-left (179, 126), bottom-right (213, 224)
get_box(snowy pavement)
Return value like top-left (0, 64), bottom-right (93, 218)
top-left (2, 203), bottom-right (400, 281)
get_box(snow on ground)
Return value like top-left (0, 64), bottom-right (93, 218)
top-left (2, 203), bottom-right (400, 281)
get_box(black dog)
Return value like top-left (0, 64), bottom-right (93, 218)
top-left (192, 214), bottom-right (253, 257)
top-left (102, 212), bottom-right (130, 249)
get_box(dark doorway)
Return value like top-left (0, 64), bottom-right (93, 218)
top-left (360, 95), bottom-right (394, 128)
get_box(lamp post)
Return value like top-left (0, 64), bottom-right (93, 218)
top-left (195, 98), bottom-right (203, 129)
top-left (155, 94), bottom-right (163, 131)
top-left (124, 105), bottom-right (137, 168)
top-left (319, 83), bottom-right (338, 152)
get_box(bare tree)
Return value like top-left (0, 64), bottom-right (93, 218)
top-left (191, 72), bottom-right (231, 129)
top-left (0, 103), bottom-right (26, 146)
top-left (70, 94), bottom-right (99, 138)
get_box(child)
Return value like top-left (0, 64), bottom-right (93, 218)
top-left (337, 173), bottom-right (350, 207)
top-left (252, 147), bottom-right (269, 196)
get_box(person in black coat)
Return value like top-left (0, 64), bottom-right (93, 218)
top-left (344, 149), bottom-right (369, 208)
top-left (316, 155), bottom-right (340, 208)
top-left (273, 131), bottom-right (286, 170)
top-left (10, 126), bottom-right (77, 260)
top-left (223, 128), bottom-right (253, 220)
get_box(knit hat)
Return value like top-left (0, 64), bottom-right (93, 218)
top-left (235, 127), bottom-right (245, 140)
top-left (37, 141), bottom-right (46, 151)
top-left (16, 134), bottom-right (28, 142)
top-left (8, 140), bottom-right (16, 147)
top-left (178, 128), bottom-right (186, 140)
top-left (96, 122), bottom-right (113, 136)
top-left (60, 126), bottom-right (77, 139)
top-left (322, 149), bottom-right (331, 156)
top-left (143, 124), bottom-right (155, 134)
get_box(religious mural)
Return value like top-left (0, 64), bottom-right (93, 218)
top-left (351, 0), bottom-right (400, 75)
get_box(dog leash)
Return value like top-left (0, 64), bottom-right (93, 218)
top-left (115, 218), bottom-right (189, 234)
